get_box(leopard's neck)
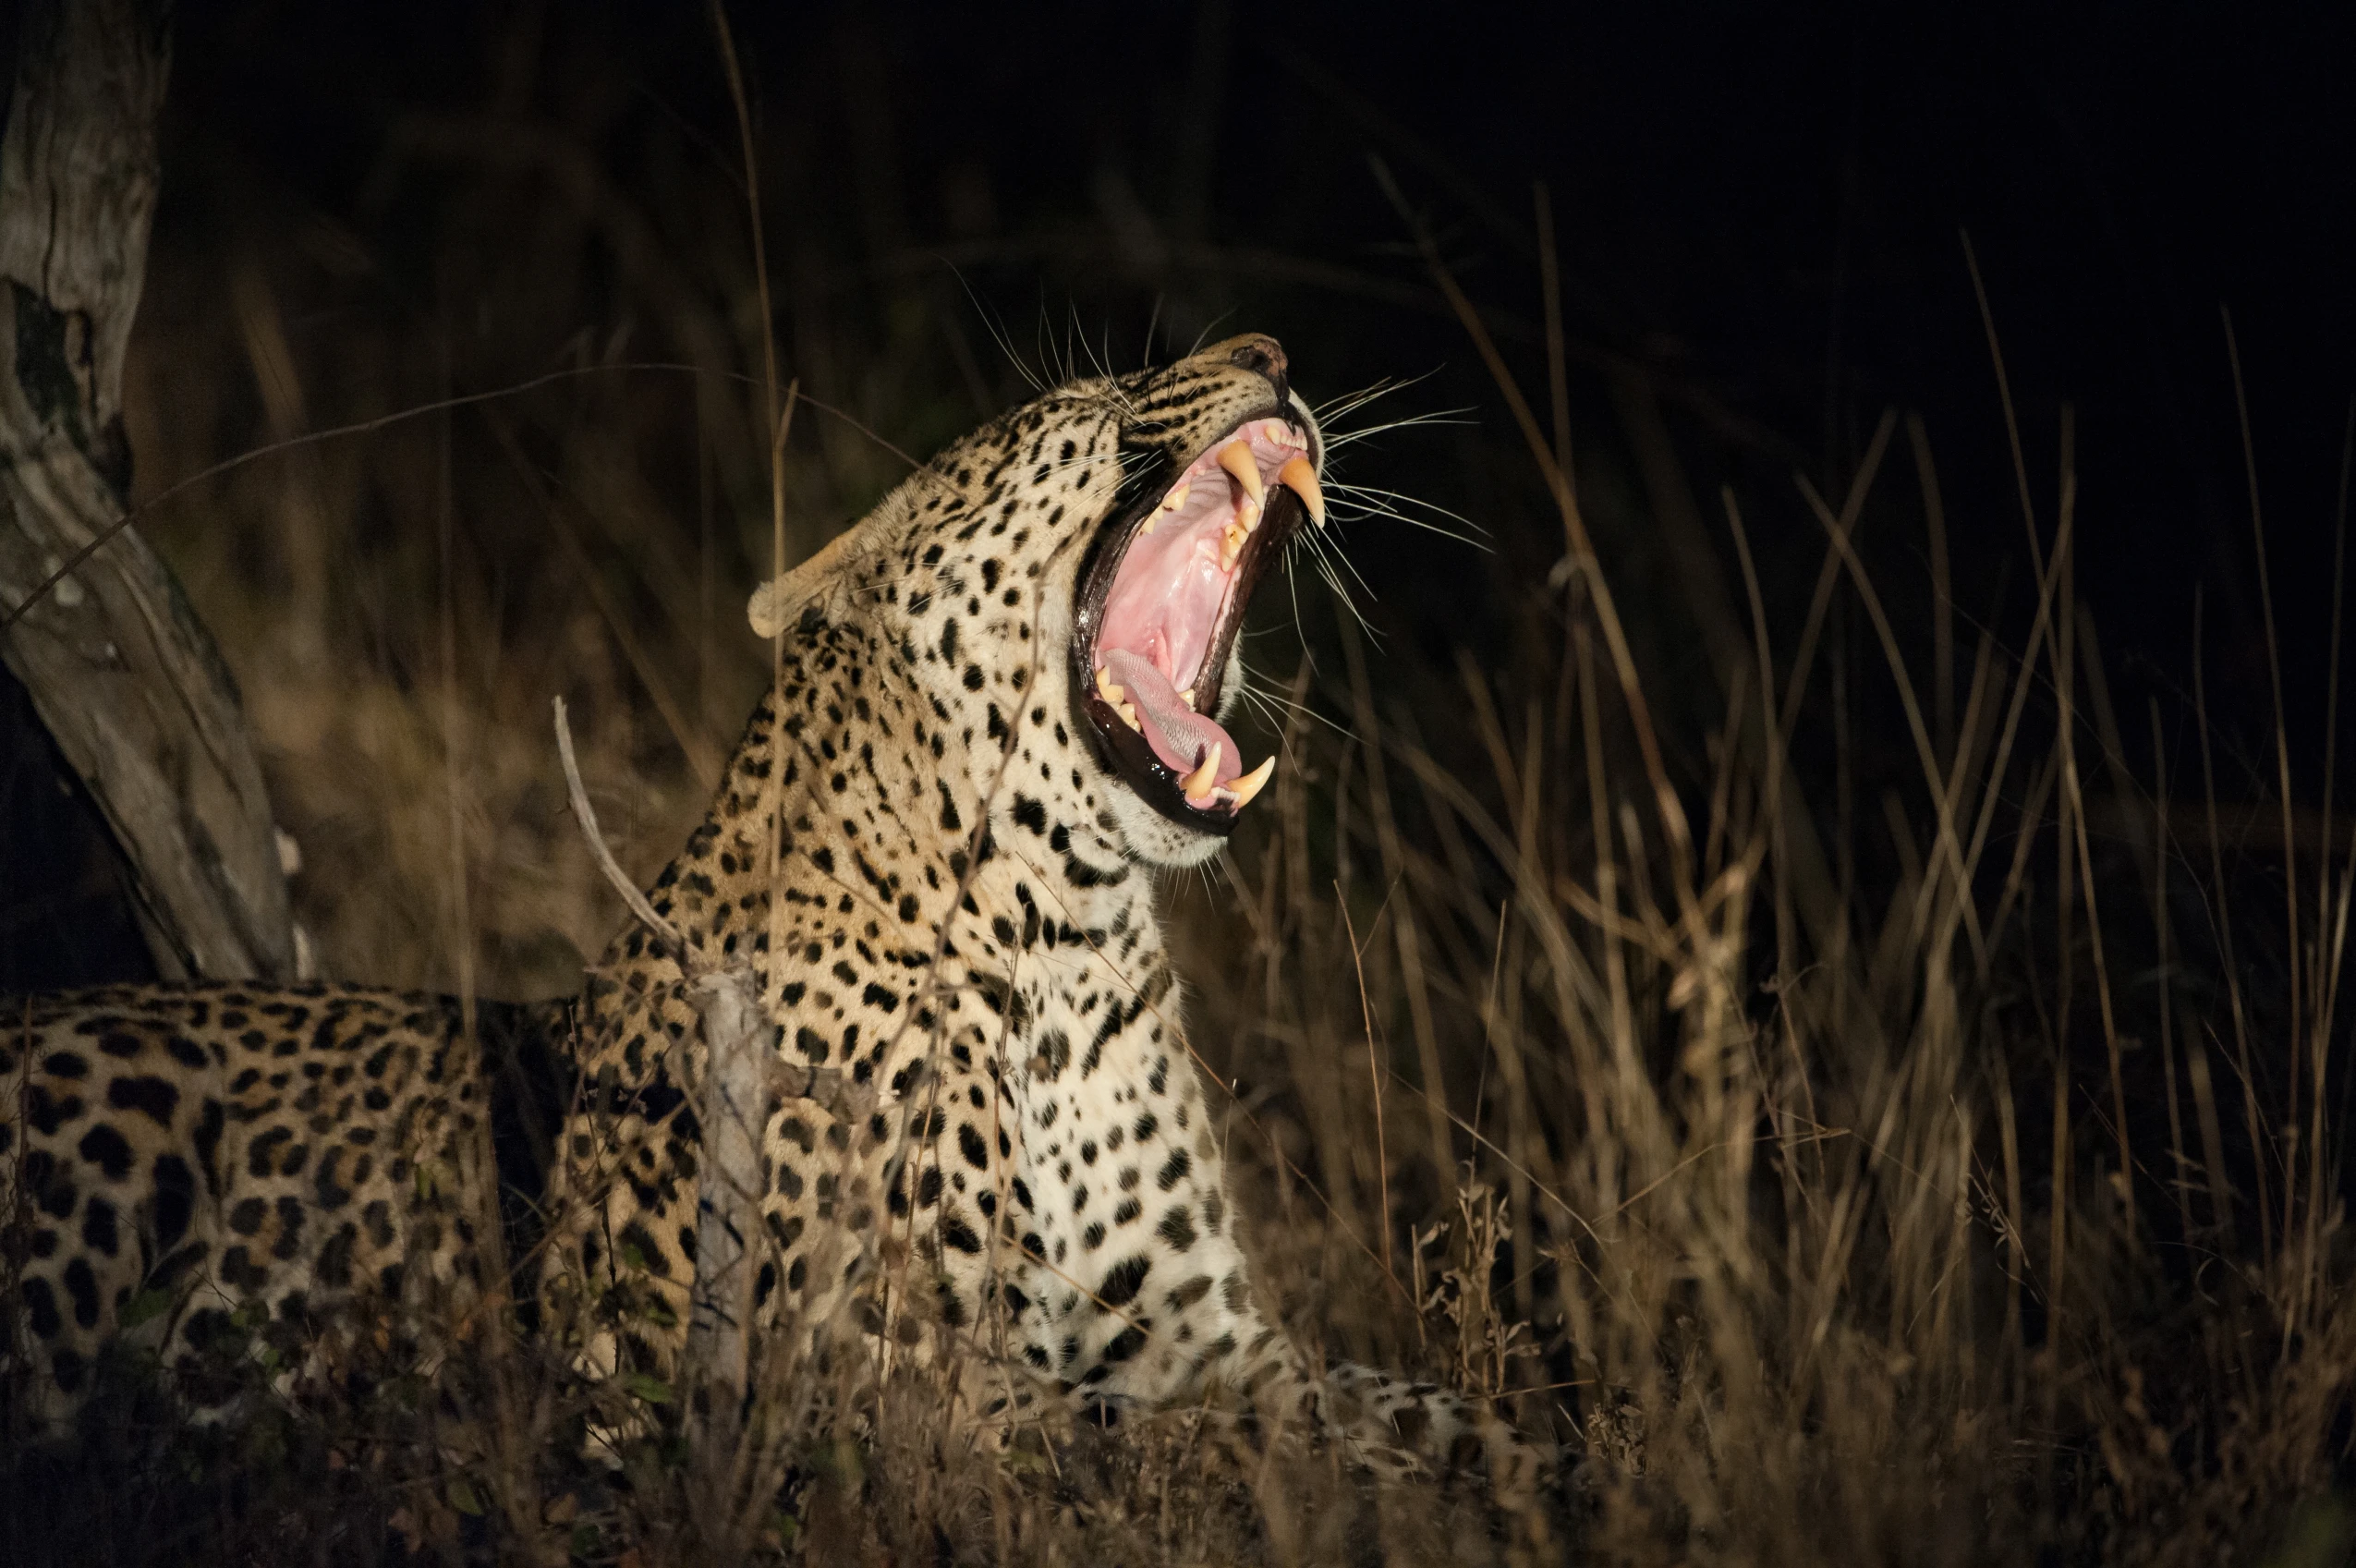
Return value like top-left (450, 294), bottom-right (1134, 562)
top-left (576, 605), bottom-right (1158, 1091)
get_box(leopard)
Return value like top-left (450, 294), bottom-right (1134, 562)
top-left (3, 334), bottom-right (1550, 1513)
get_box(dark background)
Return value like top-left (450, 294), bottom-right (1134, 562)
top-left (159, 0), bottom-right (2352, 748)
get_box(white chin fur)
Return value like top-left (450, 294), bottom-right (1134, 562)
top-left (1107, 640), bottom-right (1247, 869)
top-left (1107, 793), bottom-right (1231, 869)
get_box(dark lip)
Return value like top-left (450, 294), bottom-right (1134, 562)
top-left (1069, 404), bottom-right (1318, 833)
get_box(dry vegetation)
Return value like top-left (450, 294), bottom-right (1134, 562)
top-left (8, 15), bottom-right (2356, 1565)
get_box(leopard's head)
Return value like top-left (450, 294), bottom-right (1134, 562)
top-left (761, 334), bottom-right (1323, 870)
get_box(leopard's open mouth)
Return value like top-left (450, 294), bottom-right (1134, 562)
top-left (1072, 409), bottom-right (1324, 831)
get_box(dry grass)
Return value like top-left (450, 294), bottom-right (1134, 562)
top-left (8, 17), bottom-right (2356, 1564)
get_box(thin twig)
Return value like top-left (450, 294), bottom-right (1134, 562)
top-left (552, 695), bottom-right (686, 963)
top-left (0, 362), bottom-right (908, 636)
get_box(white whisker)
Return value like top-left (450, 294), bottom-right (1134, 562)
top-left (1324, 483), bottom-right (1490, 550)
top-left (951, 269), bottom-right (1044, 395)
top-left (1186, 308), bottom-right (1239, 358)
top-left (1235, 661), bottom-right (1351, 742)
top-left (1141, 295), bottom-right (1166, 369)
top-left (1320, 410), bottom-right (1477, 449)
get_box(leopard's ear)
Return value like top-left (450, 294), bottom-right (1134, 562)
top-left (747, 526), bottom-right (864, 638)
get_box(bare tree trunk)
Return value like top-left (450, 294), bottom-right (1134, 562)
top-left (0, 0), bottom-right (296, 982)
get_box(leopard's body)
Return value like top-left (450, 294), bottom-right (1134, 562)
top-left (4, 337), bottom-right (1542, 1501)
top-left (3, 984), bottom-right (504, 1415)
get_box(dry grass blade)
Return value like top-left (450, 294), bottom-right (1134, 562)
top-left (1369, 155), bottom-right (1695, 882)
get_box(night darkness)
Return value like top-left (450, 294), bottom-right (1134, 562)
top-left (7, 2), bottom-right (2356, 1560)
top-left (155, 0), bottom-right (2356, 757)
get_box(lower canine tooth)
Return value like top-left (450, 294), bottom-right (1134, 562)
top-left (1179, 743), bottom-right (1222, 802)
top-left (1229, 755), bottom-right (1275, 809)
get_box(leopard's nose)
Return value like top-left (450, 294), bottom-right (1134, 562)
top-left (1192, 333), bottom-right (1289, 405)
top-left (1220, 334), bottom-right (1286, 383)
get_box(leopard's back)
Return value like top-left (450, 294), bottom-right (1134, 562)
top-left (2, 982), bottom-right (558, 1428)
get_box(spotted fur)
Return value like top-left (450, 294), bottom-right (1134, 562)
top-left (5, 337), bottom-right (1544, 1509)
top-left (2, 984), bottom-right (502, 1419)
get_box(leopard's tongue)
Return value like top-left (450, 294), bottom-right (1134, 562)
top-left (1102, 649), bottom-right (1243, 792)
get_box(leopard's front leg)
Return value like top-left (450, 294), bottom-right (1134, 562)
top-left (994, 969), bottom-right (1554, 1513)
top-left (538, 1027), bottom-right (894, 1411)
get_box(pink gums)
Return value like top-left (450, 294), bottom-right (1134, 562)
top-left (1094, 419), bottom-right (1304, 793)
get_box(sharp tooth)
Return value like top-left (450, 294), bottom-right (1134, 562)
top-left (1229, 755), bottom-right (1275, 809)
top-left (1119, 701), bottom-right (1141, 732)
top-left (1217, 440), bottom-right (1264, 505)
top-left (1238, 494), bottom-right (1261, 532)
top-left (1096, 666), bottom-right (1124, 705)
top-left (1146, 479), bottom-right (1192, 535)
top-left (1179, 743), bottom-right (1222, 803)
top-left (1277, 456), bottom-right (1325, 527)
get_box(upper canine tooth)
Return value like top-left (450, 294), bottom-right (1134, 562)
top-left (1229, 755), bottom-right (1275, 809)
top-left (1179, 743), bottom-right (1222, 803)
top-left (1277, 456), bottom-right (1325, 526)
top-left (1217, 441), bottom-right (1264, 505)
